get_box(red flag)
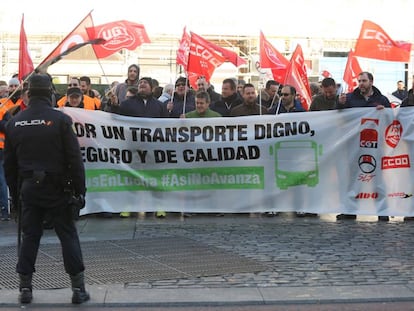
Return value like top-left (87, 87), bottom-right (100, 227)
top-left (259, 31), bottom-right (289, 83)
top-left (87, 20), bottom-right (150, 59)
top-left (284, 44), bottom-right (312, 110)
top-left (189, 32), bottom-right (246, 67)
top-left (343, 49), bottom-right (363, 93)
top-left (18, 14), bottom-right (34, 81)
top-left (187, 31), bottom-right (226, 84)
top-left (38, 11), bottom-right (93, 67)
top-left (321, 70), bottom-right (331, 78)
top-left (187, 72), bottom-right (200, 90)
top-left (354, 20), bottom-right (411, 62)
top-left (176, 26), bottom-right (191, 70)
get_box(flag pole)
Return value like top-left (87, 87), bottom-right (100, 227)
top-left (268, 90), bottom-right (279, 110)
top-left (182, 75), bottom-right (189, 116)
top-left (275, 98), bottom-right (282, 115)
top-left (258, 83), bottom-right (263, 115)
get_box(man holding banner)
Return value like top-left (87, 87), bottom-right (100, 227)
top-left (336, 71), bottom-right (390, 222)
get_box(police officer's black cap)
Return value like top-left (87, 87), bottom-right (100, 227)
top-left (67, 87), bottom-right (82, 97)
top-left (28, 74), bottom-right (52, 97)
top-left (29, 74), bottom-right (51, 90)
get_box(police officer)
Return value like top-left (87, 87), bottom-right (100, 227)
top-left (3, 74), bottom-right (90, 304)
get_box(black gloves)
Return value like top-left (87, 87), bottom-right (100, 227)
top-left (72, 194), bottom-right (85, 210)
top-left (69, 194), bottom-right (85, 220)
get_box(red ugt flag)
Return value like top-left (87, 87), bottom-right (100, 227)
top-left (187, 32), bottom-right (226, 83)
top-left (87, 20), bottom-right (150, 58)
top-left (18, 14), bottom-right (34, 81)
top-left (343, 49), bottom-right (363, 93)
top-left (38, 11), bottom-right (93, 67)
top-left (354, 20), bottom-right (411, 62)
top-left (259, 31), bottom-right (289, 83)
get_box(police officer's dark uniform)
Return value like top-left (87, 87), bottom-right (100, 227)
top-left (3, 74), bottom-right (90, 304)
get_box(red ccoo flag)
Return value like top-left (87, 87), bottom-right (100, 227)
top-left (284, 44), bottom-right (312, 110)
top-left (343, 49), bottom-right (363, 93)
top-left (354, 20), bottom-right (411, 62)
top-left (189, 32), bottom-right (246, 67)
top-left (176, 26), bottom-right (191, 70)
top-left (87, 20), bottom-right (150, 59)
top-left (18, 14), bottom-right (34, 81)
top-left (259, 31), bottom-right (289, 83)
top-left (187, 31), bottom-right (226, 85)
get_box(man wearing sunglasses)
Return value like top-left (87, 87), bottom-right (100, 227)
top-left (164, 77), bottom-right (195, 118)
top-left (268, 85), bottom-right (317, 218)
top-left (56, 77), bottom-right (99, 110)
top-left (268, 85), bottom-right (305, 115)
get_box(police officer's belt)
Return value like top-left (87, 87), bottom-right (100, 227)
top-left (20, 170), bottom-right (63, 183)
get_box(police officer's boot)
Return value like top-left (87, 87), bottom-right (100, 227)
top-left (18, 273), bottom-right (33, 304)
top-left (70, 271), bottom-right (90, 304)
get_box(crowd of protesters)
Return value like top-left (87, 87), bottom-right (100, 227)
top-left (0, 67), bottom-right (412, 223)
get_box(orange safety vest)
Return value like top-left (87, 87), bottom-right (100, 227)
top-left (57, 95), bottom-right (97, 110)
top-left (0, 105), bottom-right (10, 149)
top-left (0, 98), bottom-right (22, 110)
top-left (93, 96), bottom-right (101, 109)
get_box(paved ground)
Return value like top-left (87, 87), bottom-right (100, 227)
top-left (1, 213), bottom-right (414, 308)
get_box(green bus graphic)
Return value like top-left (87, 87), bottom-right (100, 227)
top-left (269, 140), bottom-right (322, 189)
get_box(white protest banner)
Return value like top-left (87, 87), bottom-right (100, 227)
top-left (61, 107), bottom-right (414, 216)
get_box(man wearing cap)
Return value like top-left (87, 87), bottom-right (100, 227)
top-left (62, 87), bottom-right (96, 110)
top-left (3, 74), bottom-right (90, 304)
top-left (57, 77), bottom-right (99, 110)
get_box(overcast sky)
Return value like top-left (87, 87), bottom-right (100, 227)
top-left (1, 0), bottom-right (413, 40)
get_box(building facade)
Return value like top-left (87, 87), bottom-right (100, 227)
top-left (0, 32), bottom-right (410, 94)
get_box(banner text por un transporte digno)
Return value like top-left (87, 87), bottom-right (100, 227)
top-left (61, 107), bottom-right (414, 216)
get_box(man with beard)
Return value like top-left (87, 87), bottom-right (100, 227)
top-left (337, 72), bottom-right (390, 109)
top-left (107, 64), bottom-right (140, 108)
top-left (111, 77), bottom-right (168, 117)
top-left (309, 77), bottom-right (338, 111)
top-left (336, 71), bottom-right (390, 222)
top-left (230, 83), bottom-right (266, 116)
top-left (111, 77), bottom-right (168, 218)
top-left (211, 78), bottom-right (243, 116)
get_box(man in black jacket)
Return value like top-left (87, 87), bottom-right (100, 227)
top-left (111, 77), bottom-right (168, 117)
